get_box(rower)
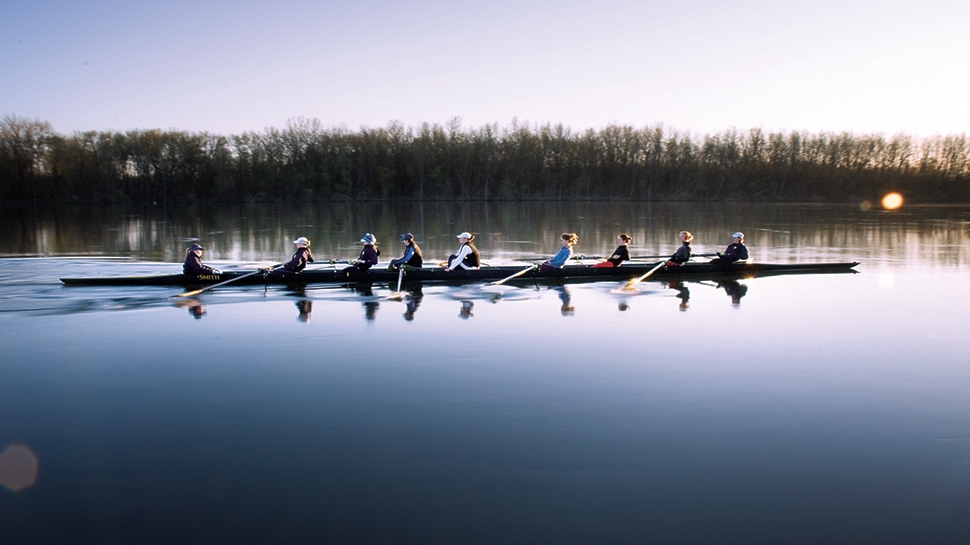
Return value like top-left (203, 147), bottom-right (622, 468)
top-left (666, 231), bottom-right (693, 266)
top-left (444, 231), bottom-right (481, 271)
top-left (182, 243), bottom-right (221, 275)
top-left (278, 237), bottom-right (314, 273)
top-left (708, 232), bottom-right (749, 264)
top-left (389, 233), bottom-right (423, 271)
top-left (346, 233), bottom-right (380, 271)
top-left (591, 234), bottom-right (631, 268)
top-left (541, 233), bottom-right (578, 270)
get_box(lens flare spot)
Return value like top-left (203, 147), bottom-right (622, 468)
top-left (859, 200), bottom-right (872, 212)
top-left (877, 273), bottom-right (895, 289)
top-left (0, 444), bottom-right (39, 492)
top-left (881, 192), bottom-right (903, 210)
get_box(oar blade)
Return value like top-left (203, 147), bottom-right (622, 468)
top-left (619, 261), bottom-right (665, 291)
top-left (175, 288), bottom-right (204, 298)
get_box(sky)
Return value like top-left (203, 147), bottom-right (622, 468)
top-left (2, 0), bottom-right (968, 137)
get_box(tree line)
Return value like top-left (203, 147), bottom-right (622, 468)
top-left (2, 114), bottom-right (968, 203)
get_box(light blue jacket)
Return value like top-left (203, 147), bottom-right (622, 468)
top-left (549, 246), bottom-right (573, 268)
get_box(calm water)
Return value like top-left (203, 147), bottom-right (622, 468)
top-left (2, 202), bottom-right (970, 544)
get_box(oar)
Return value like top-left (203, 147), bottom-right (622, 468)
top-left (172, 270), bottom-right (263, 299)
top-left (629, 253), bottom-right (717, 260)
top-left (513, 253), bottom-right (718, 262)
top-left (310, 259), bottom-right (351, 269)
top-left (388, 266), bottom-right (407, 300)
top-left (488, 263), bottom-right (539, 286)
top-left (613, 261), bottom-right (666, 292)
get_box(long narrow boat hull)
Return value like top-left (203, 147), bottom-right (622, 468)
top-left (61, 261), bottom-right (860, 287)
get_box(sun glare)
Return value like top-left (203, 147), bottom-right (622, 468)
top-left (0, 444), bottom-right (39, 492)
top-left (881, 192), bottom-right (903, 210)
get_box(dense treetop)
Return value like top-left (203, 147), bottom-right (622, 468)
top-left (2, 115), bottom-right (967, 203)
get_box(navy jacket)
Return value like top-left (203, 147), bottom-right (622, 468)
top-left (183, 253), bottom-right (218, 275)
top-left (393, 243), bottom-right (423, 268)
top-left (719, 242), bottom-right (749, 263)
top-left (282, 247), bottom-right (314, 272)
top-left (356, 245), bottom-right (380, 270)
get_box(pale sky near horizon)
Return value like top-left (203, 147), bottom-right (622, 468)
top-left (2, 0), bottom-right (968, 137)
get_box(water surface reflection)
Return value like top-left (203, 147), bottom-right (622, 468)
top-left (2, 204), bottom-right (970, 543)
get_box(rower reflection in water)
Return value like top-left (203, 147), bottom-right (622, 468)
top-left (459, 300), bottom-right (474, 319)
top-left (349, 284), bottom-right (380, 321)
top-left (403, 285), bottom-right (424, 321)
top-left (718, 280), bottom-right (748, 307)
top-left (188, 303), bottom-right (206, 319)
top-left (667, 281), bottom-right (690, 311)
top-left (173, 297), bottom-right (206, 319)
top-left (296, 300), bottom-right (312, 322)
top-left (555, 286), bottom-right (575, 316)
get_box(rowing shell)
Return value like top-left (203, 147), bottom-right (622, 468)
top-left (61, 261), bottom-right (860, 287)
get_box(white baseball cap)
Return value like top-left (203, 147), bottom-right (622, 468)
top-left (293, 237), bottom-right (310, 245)
top-left (457, 232), bottom-right (472, 239)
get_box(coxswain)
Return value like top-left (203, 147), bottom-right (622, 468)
top-left (444, 232), bottom-right (481, 271)
top-left (182, 243), bottom-right (221, 275)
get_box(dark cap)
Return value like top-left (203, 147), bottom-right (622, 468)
top-left (400, 233), bottom-right (414, 242)
top-left (188, 243), bottom-right (205, 252)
